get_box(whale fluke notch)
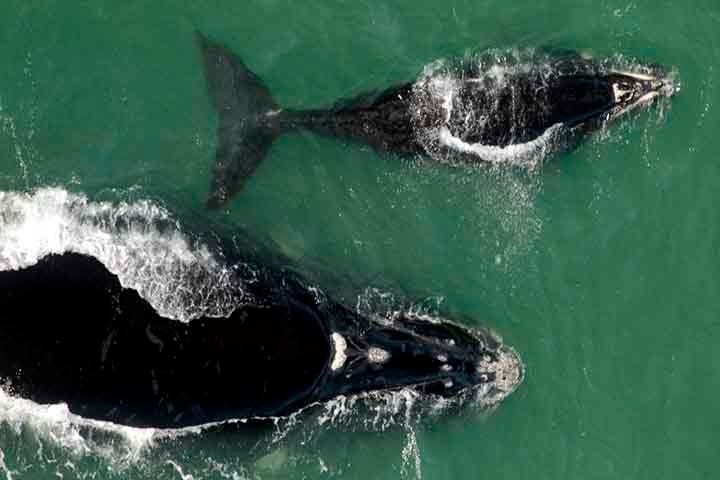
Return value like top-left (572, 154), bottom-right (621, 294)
top-left (195, 31), bottom-right (282, 209)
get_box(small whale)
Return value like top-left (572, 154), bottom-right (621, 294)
top-left (195, 32), bottom-right (678, 208)
top-left (0, 252), bottom-right (523, 428)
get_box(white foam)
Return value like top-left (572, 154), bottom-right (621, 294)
top-left (410, 51), bottom-right (563, 166)
top-left (0, 448), bottom-right (15, 480)
top-left (485, 64), bottom-right (511, 88)
top-left (0, 188), bottom-right (256, 470)
top-left (411, 48), bottom-right (677, 169)
top-left (0, 386), bottom-right (156, 464)
top-left (435, 77), bottom-right (459, 124)
top-left (0, 187), bottom-right (246, 322)
top-left (438, 123), bottom-right (563, 166)
top-left (166, 460), bottom-right (195, 480)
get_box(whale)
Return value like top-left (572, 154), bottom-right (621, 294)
top-left (0, 252), bottom-right (523, 428)
top-left (195, 32), bottom-right (678, 208)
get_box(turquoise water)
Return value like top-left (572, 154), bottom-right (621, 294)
top-left (0, 0), bottom-right (718, 478)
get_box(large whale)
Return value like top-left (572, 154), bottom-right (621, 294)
top-left (195, 32), bottom-right (678, 208)
top-left (0, 252), bottom-right (522, 428)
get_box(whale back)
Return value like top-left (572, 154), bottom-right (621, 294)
top-left (444, 66), bottom-right (614, 147)
top-left (0, 253), bottom-right (332, 427)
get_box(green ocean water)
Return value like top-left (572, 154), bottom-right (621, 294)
top-left (0, 0), bottom-right (718, 479)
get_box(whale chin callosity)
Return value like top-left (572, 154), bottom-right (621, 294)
top-left (0, 253), bottom-right (523, 428)
top-left (195, 32), bottom-right (678, 208)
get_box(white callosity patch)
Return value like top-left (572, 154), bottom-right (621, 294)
top-left (356, 288), bottom-right (525, 410)
top-left (367, 346), bottom-right (390, 364)
top-left (474, 346), bottom-right (524, 408)
top-left (0, 187), bottom-right (246, 322)
top-left (612, 83), bottom-right (633, 103)
top-left (330, 333), bottom-right (348, 371)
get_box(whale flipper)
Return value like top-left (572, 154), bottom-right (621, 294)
top-left (196, 32), bottom-right (281, 208)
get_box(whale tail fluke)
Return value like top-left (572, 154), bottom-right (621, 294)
top-left (195, 31), bottom-right (282, 209)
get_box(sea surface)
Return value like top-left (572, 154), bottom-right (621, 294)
top-left (0, 1), bottom-right (718, 479)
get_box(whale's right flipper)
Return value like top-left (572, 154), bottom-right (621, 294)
top-left (195, 32), bottom-right (281, 208)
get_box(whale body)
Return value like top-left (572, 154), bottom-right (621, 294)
top-left (195, 32), bottom-right (677, 208)
top-left (0, 252), bottom-right (522, 428)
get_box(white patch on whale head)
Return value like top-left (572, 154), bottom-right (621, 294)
top-left (330, 333), bottom-right (347, 371)
top-left (367, 346), bottom-right (390, 364)
top-left (475, 345), bottom-right (524, 406)
top-left (612, 83), bottom-right (633, 103)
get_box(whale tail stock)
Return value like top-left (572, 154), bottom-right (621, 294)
top-left (195, 31), bottom-right (283, 209)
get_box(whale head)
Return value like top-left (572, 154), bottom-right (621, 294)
top-left (322, 313), bottom-right (524, 409)
top-left (546, 58), bottom-right (679, 135)
top-left (602, 68), bottom-right (679, 121)
top-left (421, 51), bottom-right (678, 161)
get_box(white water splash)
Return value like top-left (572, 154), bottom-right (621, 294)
top-left (0, 52), bottom-right (41, 188)
top-left (166, 460), bottom-right (195, 480)
top-left (0, 98), bottom-right (31, 187)
top-left (0, 449), bottom-right (15, 480)
top-left (0, 187), bottom-right (260, 470)
top-left (438, 123), bottom-right (563, 167)
top-left (313, 389), bottom-right (428, 479)
top-left (411, 48), bottom-right (676, 169)
top-left (410, 50), bottom-right (562, 166)
top-left (0, 187), bottom-right (246, 322)
top-left (0, 187), bottom-right (523, 479)
top-left (0, 386), bottom-right (156, 465)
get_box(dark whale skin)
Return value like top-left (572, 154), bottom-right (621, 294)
top-left (0, 253), bottom-right (329, 427)
top-left (0, 253), bottom-right (522, 428)
top-left (196, 32), bottom-right (675, 208)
